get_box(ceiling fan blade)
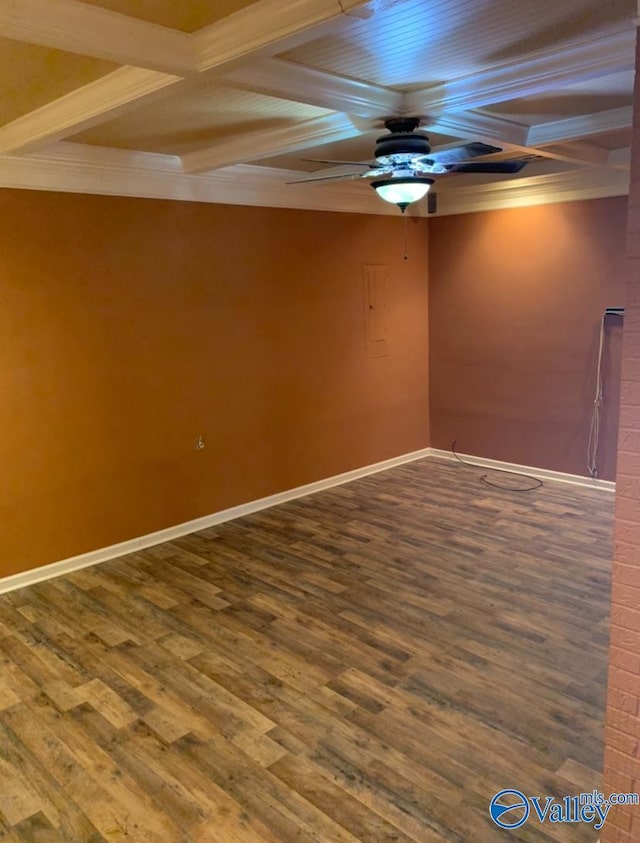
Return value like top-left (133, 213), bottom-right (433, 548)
top-left (360, 167), bottom-right (392, 178)
top-left (445, 160), bottom-right (528, 174)
top-left (301, 158), bottom-right (374, 168)
top-left (287, 172), bottom-right (366, 184)
top-left (420, 142), bottom-right (502, 165)
top-left (427, 192), bottom-right (437, 215)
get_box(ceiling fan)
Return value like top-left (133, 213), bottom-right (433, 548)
top-left (288, 117), bottom-right (530, 213)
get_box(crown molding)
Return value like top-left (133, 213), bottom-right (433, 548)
top-left (223, 57), bottom-right (402, 118)
top-left (434, 167), bottom-right (629, 215)
top-left (0, 0), bottom-right (196, 74)
top-left (0, 141), bottom-right (626, 220)
top-left (0, 68), bottom-right (184, 155)
top-left (527, 106), bottom-right (633, 146)
top-left (180, 113), bottom-right (363, 174)
top-left (0, 142), bottom-right (393, 215)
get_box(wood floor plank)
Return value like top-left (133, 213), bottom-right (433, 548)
top-left (0, 458), bottom-right (612, 842)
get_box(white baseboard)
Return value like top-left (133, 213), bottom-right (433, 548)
top-left (428, 448), bottom-right (616, 492)
top-left (0, 447), bottom-right (432, 596)
top-left (0, 445), bottom-right (616, 596)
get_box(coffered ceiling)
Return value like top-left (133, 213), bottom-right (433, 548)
top-left (0, 0), bottom-right (635, 216)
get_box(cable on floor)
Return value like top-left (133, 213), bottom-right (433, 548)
top-left (451, 440), bottom-right (543, 492)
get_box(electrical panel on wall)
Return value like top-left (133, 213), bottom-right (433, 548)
top-left (364, 265), bottom-right (390, 359)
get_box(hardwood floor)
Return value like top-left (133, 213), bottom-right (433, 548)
top-left (0, 457), bottom-right (613, 842)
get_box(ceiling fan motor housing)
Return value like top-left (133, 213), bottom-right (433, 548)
top-left (375, 132), bottom-right (431, 157)
top-left (375, 118), bottom-right (431, 166)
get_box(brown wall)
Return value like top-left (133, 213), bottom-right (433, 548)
top-left (0, 189), bottom-right (429, 577)
top-left (429, 196), bottom-right (627, 480)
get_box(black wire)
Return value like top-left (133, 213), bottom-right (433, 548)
top-left (451, 440), bottom-right (543, 492)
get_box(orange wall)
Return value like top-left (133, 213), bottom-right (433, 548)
top-left (429, 196), bottom-right (627, 480)
top-left (0, 189), bottom-right (429, 576)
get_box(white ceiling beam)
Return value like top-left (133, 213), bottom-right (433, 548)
top-left (194, 0), bottom-right (372, 72)
top-left (422, 110), bottom-right (613, 168)
top-left (535, 141), bottom-right (609, 166)
top-left (25, 140), bottom-right (182, 170)
top-left (0, 0), bottom-right (372, 156)
top-left (180, 97), bottom-right (616, 179)
top-left (223, 57), bottom-right (402, 118)
top-left (422, 111), bottom-right (530, 148)
top-left (202, 27), bottom-right (635, 175)
top-left (180, 113), bottom-right (362, 173)
top-left (0, 0), bottom-right (373, 76)
top-left (404, 28), bottom-right (635, 115)
top-left (0, 0), bottom-right (196, 75)
top-left (527, 106), bottom-right (633, 146)
top-left (0, 67), bottom-right (183, 155)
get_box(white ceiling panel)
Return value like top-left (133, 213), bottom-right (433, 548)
top-left (280, 0), bottom-right (635, 88)
top-left (0, 0), bottom-right (633, 214)
top-left (78, 0), bottom-right (266, 32)
top-left (485, 92), bottom-right (633, 125)
top-left (72, 83), bottom-right (332, 155)
top-left (0, 38), bottom-right (117, 124)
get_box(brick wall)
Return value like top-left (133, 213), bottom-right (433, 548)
top-left (602, 28), bottom-right (640, 843)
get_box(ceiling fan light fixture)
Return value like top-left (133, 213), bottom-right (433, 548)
top-left (371, 177), bottom-right (433, 212)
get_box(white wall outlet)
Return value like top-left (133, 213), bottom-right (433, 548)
top-left (195, 435), bottom-right (205, 450)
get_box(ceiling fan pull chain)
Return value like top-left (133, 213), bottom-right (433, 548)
top-left (403, 213), bottom-right (409, 261)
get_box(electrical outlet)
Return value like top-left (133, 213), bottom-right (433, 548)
top-left (195, 435), bottom-right (205, 450)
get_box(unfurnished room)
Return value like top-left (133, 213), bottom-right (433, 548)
top-left (0, 1), bottom-right (638, 841)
